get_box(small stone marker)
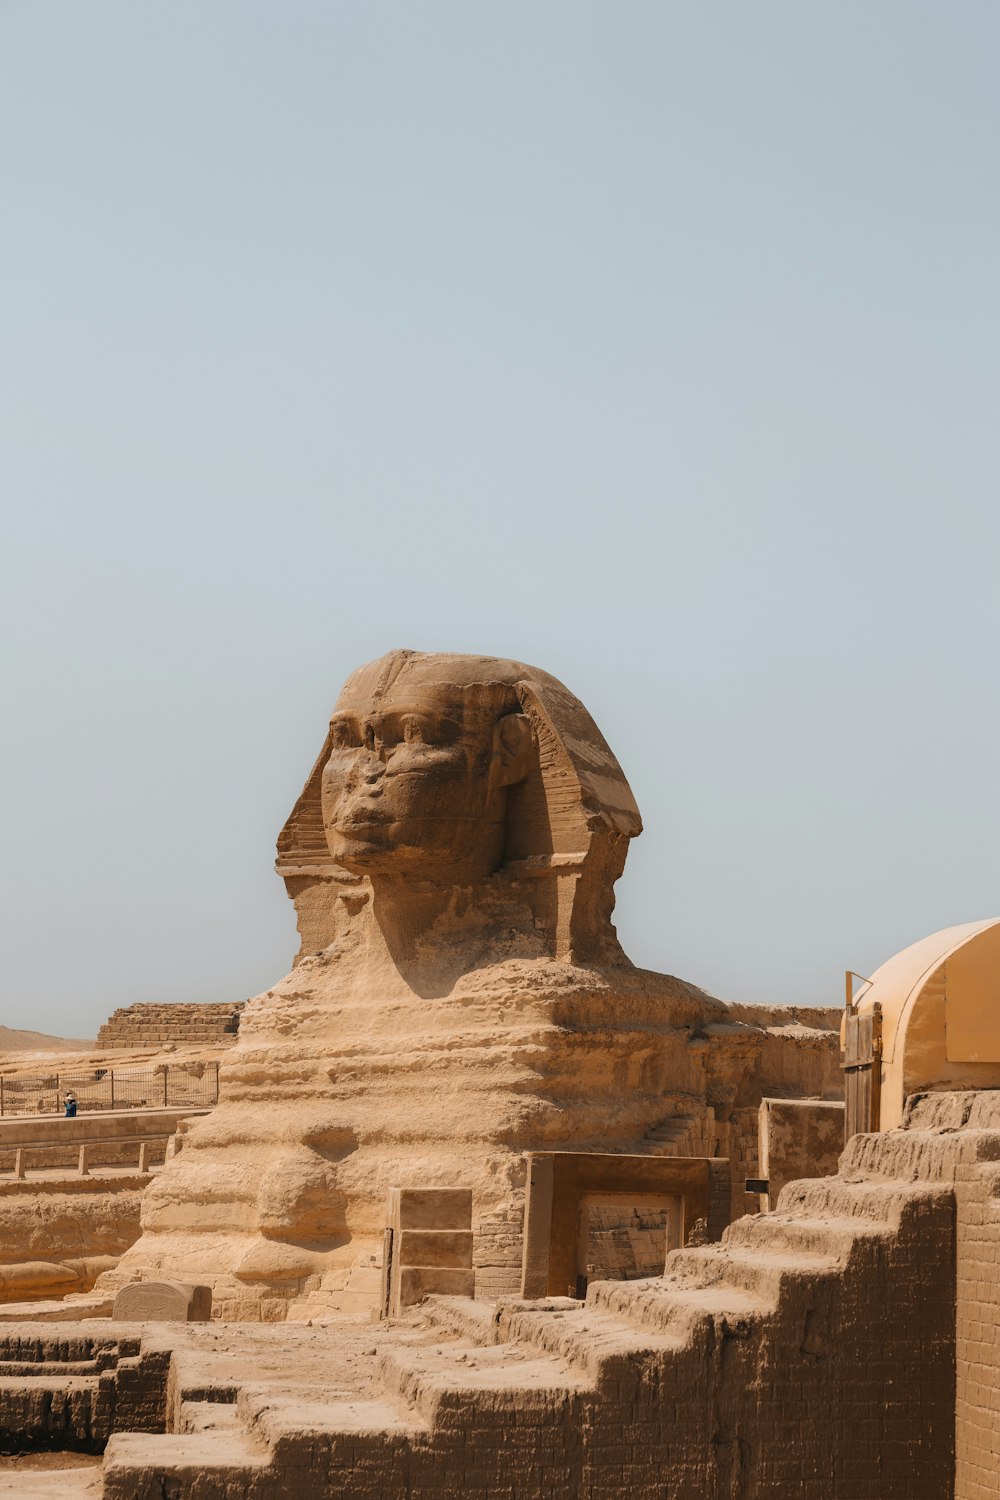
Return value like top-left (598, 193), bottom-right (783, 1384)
top-left (112, 1279), bottom-right (212, 1322)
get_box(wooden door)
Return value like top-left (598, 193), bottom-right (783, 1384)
top-left (843, 1004), bottom-right (882, 1140)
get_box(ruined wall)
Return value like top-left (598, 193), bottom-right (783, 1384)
top-left (0, 1327), bottom-right (170, 1451)
top-left (96, 1004), bottom-right (244, 1050)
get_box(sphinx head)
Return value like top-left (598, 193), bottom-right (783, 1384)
top-left (321, 652), bottom-right (535, 885)
top-left (278, 650), bottom-right (643, 965)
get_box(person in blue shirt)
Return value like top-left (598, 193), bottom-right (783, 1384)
top-left (63, 1094), bottom-right (77, 1118)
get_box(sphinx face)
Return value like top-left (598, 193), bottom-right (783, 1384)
top-left (320, 664), bottom-right (513, 881)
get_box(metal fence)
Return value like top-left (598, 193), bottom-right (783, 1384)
top-left (0, 1061), bottom-right (221, 1116)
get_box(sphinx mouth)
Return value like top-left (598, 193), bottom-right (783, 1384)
top-left (334, 811), bottom-right (392, 831)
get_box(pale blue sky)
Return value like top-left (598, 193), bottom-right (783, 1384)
top-left (1, 2), bottom-right (998, 1037)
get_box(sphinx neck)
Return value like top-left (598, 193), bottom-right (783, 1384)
top-left (364, 877), bottom-right (477, 964)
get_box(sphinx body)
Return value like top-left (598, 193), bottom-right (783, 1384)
top-left (106, 652), bottom-right (824, 1318)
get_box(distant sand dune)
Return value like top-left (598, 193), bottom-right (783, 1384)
top-left (0, 1025), bottom-right (95, 1053)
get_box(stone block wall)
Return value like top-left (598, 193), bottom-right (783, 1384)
top-left (585, 1205), bottom-right (673, 1280)
top-left (473, 1206), bottom-right (525, 1301)
top-left (96, 1003), bottom-right (245, 1050)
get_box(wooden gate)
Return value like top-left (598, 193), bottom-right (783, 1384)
top-left (843, 1004), bottom-right (882, 1141)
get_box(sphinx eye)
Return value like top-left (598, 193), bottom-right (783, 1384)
top-left (402, 716), bottom-right (428, 743)
top-left (328, 719), bottom-right (356, 749)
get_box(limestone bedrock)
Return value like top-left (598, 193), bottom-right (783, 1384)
top-left (106, 651), bottom-right (833, 1319)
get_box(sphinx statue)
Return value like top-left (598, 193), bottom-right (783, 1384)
top-left (106, 651), bottom-right (836, 1318)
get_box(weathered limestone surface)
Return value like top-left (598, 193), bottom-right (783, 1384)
top-left (105, 652), bottom-right (840, 1319)
top-left (0, 1178), bottom-right (143, 1303)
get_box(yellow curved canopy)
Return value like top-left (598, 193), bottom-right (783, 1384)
top-left (853, 917), bottom-right (1000, 1127)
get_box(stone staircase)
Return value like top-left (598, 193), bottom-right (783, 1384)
top-left (94, 1117), bottom-right (979, 1499)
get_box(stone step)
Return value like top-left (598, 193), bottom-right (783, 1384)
top-left (724, 1211), bottom-right (890, 1261)
top-left (579, 1277), bottom-right (770, 1345)
top-left (494, 1302), bottom-right (691, 1380)
top-left (840, 1127), bottom-right (993, 1183)
top-left (375, 1338), bottom-right (587, 1427)
top-left (244, 1390), bottom-right (425, 1452)
top-left (102, 1430), bottom-right (271, 1500)
top-left (663, 1243), bottom-right (840, 1300)
top-left (0, 1374), bottom-right (101, 1445)
top-left (0, 1374), bottom-right (97, 1393)
top-left (776, 1173), bottom-right (938, 1222)
top-left (418, 1293), bottom-right (510, 1346)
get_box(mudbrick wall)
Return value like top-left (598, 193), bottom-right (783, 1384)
top-left (0, 1328), bottom-right (169, 1453)
top-left (96, 1004), bottom-right (245, 1049)
top-left (87, 1091), bottom-right (1000, 1499)
top-left (904, 1090), bottom-right (1000, 1500)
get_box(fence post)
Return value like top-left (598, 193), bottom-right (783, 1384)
top-left (0, 1076), bottom-right (4, 1117)
top-left (110, 1070), bottom-right (115, 1110)
top-left (214, 1060), bottom-right (220, 1103)
top-left (163, 1068), bottom-right (168, 1107)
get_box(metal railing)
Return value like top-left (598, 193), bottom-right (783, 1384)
top-left (0, 1061), bottom-right (220, 1116)
top-left (2, 1135), bottom-right (173, 1180)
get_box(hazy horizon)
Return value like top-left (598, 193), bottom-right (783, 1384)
top-left (2, 2), bottom-right (998, 1039)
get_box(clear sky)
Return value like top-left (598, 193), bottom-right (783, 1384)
top-left (2, 2), bottom-right (998, 1039)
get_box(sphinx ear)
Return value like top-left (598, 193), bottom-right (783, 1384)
top-left (488, 713), bottom-right (535, 795)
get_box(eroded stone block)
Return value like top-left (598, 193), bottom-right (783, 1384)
top-left (112, 1279), bottom-right (212, 1322)
top-left (388, 1188), bottom-right (473, 1232)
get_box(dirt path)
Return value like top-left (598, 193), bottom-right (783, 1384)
top-left (0, 1454), bottom-right (102, 1498)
